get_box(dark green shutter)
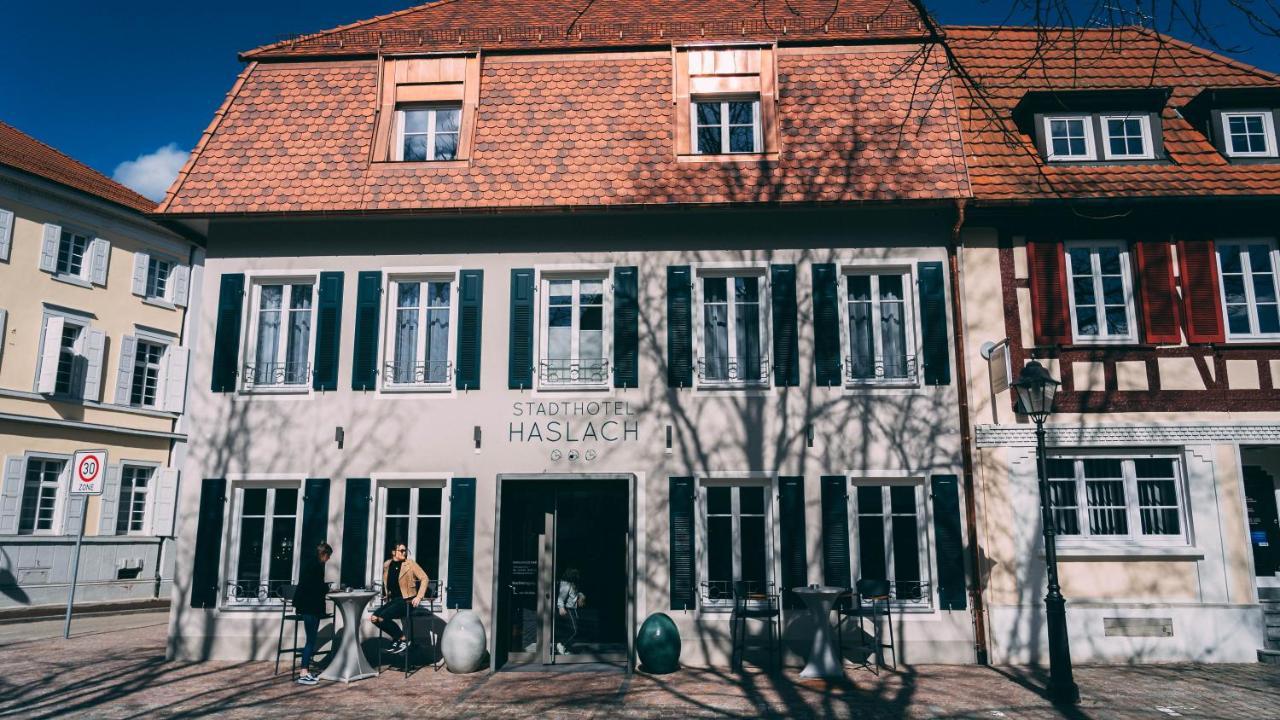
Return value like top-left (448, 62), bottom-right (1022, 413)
top-left (340, 479), bottom-right (372, 589)
top-left (298, 479), bottom-right (330, 576)
top-left (351, 271), bottom-right (382, 391)
top-left (508, 268), bottom-right (535, 389)
top-left (313, 272), bottom-right (344, 391)
top-left (812, 264), bottom-right (841, 386)
top-left (190, 478), bottom-right (227, 609)
top-left (447, 478), bottom-right (476, 608)
top-left (456, 270), bottom-right (484, 390)
top-left (778, 476), bottom-right (807, 609)
top-left (771, 264), bottom-right (799, 387)
top-left (669, 476), bottom-right (696, 610)
top-left (613, 266), bottom-right (639, 388)
top-left (918, 262), bottom-right (951, 386)
top-left (820, 476), bottom-right (851, 590)
top-left (666, 266), bottom-right (693, 388)
top-left (210, 274), bottom-right (244, 393)
top-left (931, 474), bottom-right (967, 610)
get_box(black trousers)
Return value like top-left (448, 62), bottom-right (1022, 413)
top-left (373, 597), bottom-right (408, 639)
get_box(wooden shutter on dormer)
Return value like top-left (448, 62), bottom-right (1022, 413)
top-left (374, 54), bottom-right (480, 162)
top-left (1026, 238), bottom-right (1072, 345)
top-left (676, 46), bottom-right (778, 156)
top-left (1177, 238), bottom-right (1226, 344)
top-left (1134, 238), bottom-right (1182, 345)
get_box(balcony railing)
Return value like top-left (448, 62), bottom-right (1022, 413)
top-left (242, 361), bottom-right (311, 388)
top-left (697, 356), bottom-right (770, 385)
top-left (539, 358), bottom-right (609, 386)
top-left (384, 359), bottom-right (453, 386)
top-left (223, 580), bottom-right (290, 606)
top-left (844, 354), bottom-right (918, 384)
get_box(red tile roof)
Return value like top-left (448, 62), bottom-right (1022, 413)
top-left (159, 46), bottom-right (969, 215)
top-left (0, 121), bottom-right (156, 214)
top-left (945, 26), bottom-right (1280, 202)
top-left (243, 0), bottom-right (930, 59)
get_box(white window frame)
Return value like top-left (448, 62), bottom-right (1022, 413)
top-left (1099, 114), bottom-right (1155, 160)
top-left (380, 272), bottom-right (459, 392)
top-left (394, 104), bottom-right (463, 162)
top-left (1047, 453), bottom-right (1192, 548)
top-left (1043, 114), bottom-right (1096, 162)
top-left (1216, 238), bottom-right (1280, 341)
top-left (692, 266), bottom-right (771, 388)
top-left (837, 266), bottom-right (920, 387)
top-left (18, 454), bottom-right (70, 536)
top-left (242, 277), bottom-right (318, 393)
top-left (369, 477), bottom-right (451, 592)
top-left (537, 270), bottom-right (613, 390)
top-left (35, 310), bottom-right (89, 398)
top-left (116, 463), bottom-right (155, 536)
top-left (691, 97), bottom-right (762, 155)
top-left (144, 255), bottom-right (175, 302)
top-left (1221, 111), bottom-right (1278, 158)
top-left (129, 336), bottom-right (169, 408)
top-left (55, 229), bottom-right (92, 281)
top-left (696, 476), bottom-right (776, 612)
top-left (847, 479), bottom-right (933, 608)
top-left (1063, 240), bottom-right (1139, 344)
top-left (224, 481), bottom-right (304, 607)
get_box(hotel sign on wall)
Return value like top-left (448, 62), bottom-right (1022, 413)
top-left (508, 401), bottom-right (639, 460)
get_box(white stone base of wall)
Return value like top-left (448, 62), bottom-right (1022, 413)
top-left (986, 602), bottom-right (1265, 664)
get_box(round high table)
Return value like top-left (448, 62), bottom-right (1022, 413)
top-left (319, 590), bottom-right (379, 683)
top-left (791, 585), bottom-right (846, 679)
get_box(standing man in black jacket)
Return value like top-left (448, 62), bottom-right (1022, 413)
top-left (295, 542), bottom-right (332, 685)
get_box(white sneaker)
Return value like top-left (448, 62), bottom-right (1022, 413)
top-left (296, 673), bottom-right (318, 685)
top-left (555, 642), bottom-right (567, 655)
top-left (387, 641), bottom-right (408, 655)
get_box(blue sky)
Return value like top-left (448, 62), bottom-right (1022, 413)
top-left (2, 1), bottom-right (1278, 199)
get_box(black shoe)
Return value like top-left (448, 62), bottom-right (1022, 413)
top-left (387, 641), bottom-right (408, 655)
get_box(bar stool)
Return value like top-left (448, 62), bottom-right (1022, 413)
top-left (729, 580), bottom-right (781, 673)
top-left (273, 584), bottom-right (333, 676)
top-left (836, 579), bottom-right (896, 673)
top-left (377, 580), bottom-right (445, 677)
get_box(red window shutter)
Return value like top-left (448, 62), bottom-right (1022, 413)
top-left (1134, 239), bottom-right (1182, 344)
top-left (1176, 238), bottom-right (1225, 344)
top-left (1026, 238), bottom-right (1072, 345)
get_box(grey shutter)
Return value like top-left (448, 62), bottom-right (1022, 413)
top-left (114, 335), bottom-right (137, 405)
top-left (298, 479), bottom-right (331, 575)
top-left (447, 478), bottom-right (476, 609)
top-left (820, 476), bottom-right (852, 590)
top-left (152, 469), bottom-right (179, 536)
top-left (162, 347), bottom-right (190, 413)
top-left (770, 264), bottom-right (799, 387)
top-left (918, 262), bottom-right (951, 386)
top-left (455, 270), bottom-right (484, 390)
top-left (39, 224), bottom-right (59, 272)
top-left (81, 329), bottom-right (106, 402)
top-left (666, 266), bottom-right (693, 388)
top-left (508, 268), bottom-right (535, 389)
top-left (668, 476), bottom-right (696, 610)
top-left (98, 464), bottom-right (123, 535)
top-left (190, 478), bottom-right (227, 608)
top-left (64, 492), bottom-right (87, 536)
top-left (171, 264), bottom-right (191, 307)
top-left (36, 317), bottom-right (64, 394)
top-left (931, 475), bottom-right (967, 610)
top-left (777, 476), bottom-right (807, 609)
top-left (340, 478), bottom-right (372, 589)
top-left (812, 264), bottom-right (842, 386)
top-left (131, 252), bottom-right (149, 296)
top-left (89, 238), bottom-right (110, 285)
top-left (0, 456), bottom-right (24, 535)
top-left (0, 208), bottom-right (13, 262)
top-left (613, 266), bottom-right (639, 388)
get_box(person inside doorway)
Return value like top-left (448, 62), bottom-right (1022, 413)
top-left (294, 542), bottom-right (332, 686)
top-left (555, 567), bottom-right (586, 655)
top-left (371, 542), bottom-right (429, 655)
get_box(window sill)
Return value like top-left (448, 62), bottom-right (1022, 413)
top-left (845, 380), bottom-right (921, 390)
top-left (537, 383), bottom-right (611, 392)
top-left (1050, 545), bottom-right (1204, 561)
top-left (50, 273), bottom-right (92, 289)
top-left (677, 152), bottom-right (779, 164)
top-left (696, 382), bottom-right (771, 392)
top-left (1065, 337), bottom-right (1141, 347)
top-left (239, 386), bottom-right (310, 396)
top-left (141, 297), bottom-right (176, 311)
top-left (370, 160), bottom-right (470, 170)
top-left (381, 384), bottom-right (453, 394)
top-left (0, 387), bottom-right (179, 418)
top-left (1223, 335), bottom-right (1280, 344)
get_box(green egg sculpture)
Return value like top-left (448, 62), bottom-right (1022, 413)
top-left (636, 612), bottom-right (681, 674)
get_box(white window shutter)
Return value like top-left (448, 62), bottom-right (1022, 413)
top-left (37, 316), bottom-right (64, 393)
top-left (152, 469), bottom-right (179, 536)
top-left (162, 346), bottom-right (190, 413)
top-left (172, 264), bottom-right (191, 307)
top-left (114, 334), bottom-right (138, 405)
top-left (63, 493), bottom-right (86, 536)
top-left (98, 464), bottom-right (122, 535)
top-left (0, 208), bottom-right (13, 262)
top-left (39, 224), bottom-right (60, 273)
top-left (132, 252), bottom-right (149, 296)
top-left (81, 329), bottom-right (106, 402)
top-left (0, 456), bottom-right (23, 535)
top-left (89, 237), bottom-right (110, 285)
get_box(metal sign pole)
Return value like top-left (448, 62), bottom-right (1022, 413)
top-left (63, 509), bottom-right (87, 639)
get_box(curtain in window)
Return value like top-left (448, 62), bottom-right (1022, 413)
top-left (254, 286), bottom-right (282, 384)
top-left (395, 282), bottom-right (420, 383)
top-left (547, 280), bottom-right (573, 379)
top-left (879, 276), bottom-right (907, 378)
top-left (703, 278), bottom-right (729, 380)
top-left (285, 285), bottom-right (313, 384)
top-left (425, 281), bottom-right (451, 384)
top-left (848, 276), bottom-right (874, 379)
top-left (579, 279), bottom-right (604, 380)
top-left (734, 278), bottom-right (761, 380)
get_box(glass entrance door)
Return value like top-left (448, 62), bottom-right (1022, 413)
top-left (498, 479), bottom-right (629, 667)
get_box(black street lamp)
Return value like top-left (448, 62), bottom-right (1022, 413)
top-left (1012, 360), bottom-right (1080, 705)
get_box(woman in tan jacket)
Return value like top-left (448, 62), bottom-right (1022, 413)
top-left (369, 542), bottom-right (428, 655)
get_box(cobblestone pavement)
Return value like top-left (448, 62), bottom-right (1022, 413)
top-left (0, 612), bottom-right (1276, 719)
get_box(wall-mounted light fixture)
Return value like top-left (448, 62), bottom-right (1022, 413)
top-left (474, 425), bottom-right (482, 452)
top-left (335, 426), bottom-right (345, 449)
top-left (665, 424), bottom-right (673, 455)
top-left (806, 423), bottom-right (814, 448)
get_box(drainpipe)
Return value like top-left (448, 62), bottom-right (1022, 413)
top-left (947, 197), bottom-right (990, 665)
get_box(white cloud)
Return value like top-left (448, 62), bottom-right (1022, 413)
top-left (112, 143), bottom-right (189, 201)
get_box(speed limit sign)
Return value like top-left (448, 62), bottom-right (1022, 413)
top-left (71, 450), bottom-right (107, 495)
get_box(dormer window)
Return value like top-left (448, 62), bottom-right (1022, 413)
top-left (675, 46), bottom-right (778, 159)
top-left (396, 105), bottom-right (461, 162)
top-left (694, 99), bottom-right (761, 155)
top-left (1101, 115), bottom-right (1154, 160)
top-left (373, 55), bottom-right (479, 164)
top-left (1222, 111), bottom-right (1277, 158)
top-left (1016, 89), bottom-right (1169, 165)
top-left (1044, 116), bottom-right (1094, 161)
